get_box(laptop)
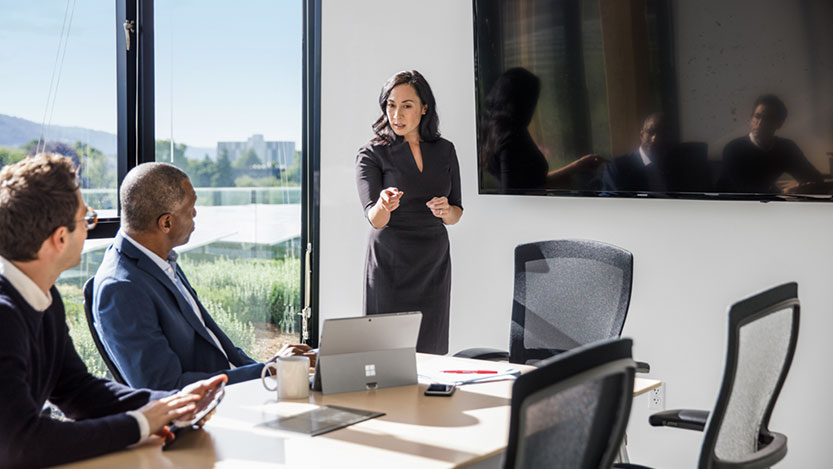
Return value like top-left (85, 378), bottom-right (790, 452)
top-left (312, 311), bottom-right (422, 395)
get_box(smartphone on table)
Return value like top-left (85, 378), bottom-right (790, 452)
top-left (424, 383), bottom-right (456, 396)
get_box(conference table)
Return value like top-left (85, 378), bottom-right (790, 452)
top-left (57, 354), bottom-right (660, 468)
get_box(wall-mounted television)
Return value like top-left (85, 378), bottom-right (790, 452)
top-left (474, 0), bottom-right (833, 201)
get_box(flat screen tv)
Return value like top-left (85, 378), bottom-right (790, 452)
top-left (473, 0), bottom-right (833, 201)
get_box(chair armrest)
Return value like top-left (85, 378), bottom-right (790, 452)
top-left (613, 464), bottom-right (654, 469)
top-left (635, 360), bottom-right (650, 373)
top-left (649, 409), bottom-right (709, 431)
top-left (452, 347), bottom-right (509, 361)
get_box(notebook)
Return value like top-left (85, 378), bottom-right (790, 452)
top-left (259, 405), bottom-right (384, 436)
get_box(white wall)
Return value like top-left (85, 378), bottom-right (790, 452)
top-left (319, 1), bottom-right (833, 466)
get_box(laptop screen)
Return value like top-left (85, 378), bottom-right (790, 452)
top-left (319, 311), bottom-right (422, 355)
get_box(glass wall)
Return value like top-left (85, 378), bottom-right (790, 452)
top-left (0, 1), bottom-right (119, 378)
top-left (152, 1), bottom-right (303, 362)
top-left (1, 1), bottom-right (304, 378)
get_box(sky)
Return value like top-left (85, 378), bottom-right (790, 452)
top-left (0, 0), bottom-right (302, 149)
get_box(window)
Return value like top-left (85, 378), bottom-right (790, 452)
top-left (153, 0), bottom-right (304, 362)
top-left (0, 0), bottom-right (320, 378)
top-left (0, 1), bottom-right (119, 378)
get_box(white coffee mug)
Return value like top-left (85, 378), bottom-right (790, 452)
top-left (261, 355), bottom-right (310, 399)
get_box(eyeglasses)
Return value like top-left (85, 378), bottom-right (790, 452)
top-left (79, 207), bottom-right (98, 230)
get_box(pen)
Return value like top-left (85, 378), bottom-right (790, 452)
top-left (442, 370), bottom-right (498, 374)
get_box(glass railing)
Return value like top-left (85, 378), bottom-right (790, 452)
top-left (81, 186), bottom-right (301, 210)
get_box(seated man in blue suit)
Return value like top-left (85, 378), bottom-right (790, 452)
top-left (93, 162), bottom-right (310, 390)
top-left (602, 113), bottom-right (710, 194)
top-left (602, 113), bottom-right (671, 193)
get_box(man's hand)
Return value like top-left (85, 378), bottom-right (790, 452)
top-left (138, 394), bottom-right (201, 437)
top-left (177, 374), bottom-right (228, 427)
top-left (782, 180), bottom-right (830, 195)
top-left (270, 344), bottom-right (317, 369)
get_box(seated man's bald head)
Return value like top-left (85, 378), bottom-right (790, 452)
top-left (120, 162), bottom-right (190, 233)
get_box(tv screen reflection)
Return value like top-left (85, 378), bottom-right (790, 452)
top-left (474, 0), bottom-right (833, 200)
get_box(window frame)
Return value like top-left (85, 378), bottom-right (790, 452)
top-left (302, 0), bottom-right (322, 347)
top-left (87, 0), bottom-right (154, 239)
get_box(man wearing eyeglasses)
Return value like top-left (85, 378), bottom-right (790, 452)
top-left (92, 162), bottom-right (311, 391)
top-left (718, 94), bottom-right (825, 194)
top-left (0, 153), bottom-right (227, 467)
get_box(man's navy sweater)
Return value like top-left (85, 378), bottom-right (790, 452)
top-left (0, 275), bottom-right (171, 468)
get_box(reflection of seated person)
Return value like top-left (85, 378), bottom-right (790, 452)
top-left (94, 163), bottom-right (312, 390)
top-left (480, 67), bottom-right (603, 193)
top-left (718, 94), bottom-right (823, 194)
top-left (603, 113), bottom-right (697, 193)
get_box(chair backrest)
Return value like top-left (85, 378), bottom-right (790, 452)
top-left (83, 277), bottom-right (127, 384)
top-left (504, 338), bottom-right (635, 469)
top-left (700, 282), bottom-right (799, 469)
top-left (510, 239), bottom-right (633, 365)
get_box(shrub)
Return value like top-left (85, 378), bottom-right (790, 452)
top-left (67, 318), bottom-right (113, 380)
top-left (202, 300), bottom-right (256, 355)
top-left (179, 256), bottom-right (300, 330)
top-left (57, 285), bottom-right (112, 380)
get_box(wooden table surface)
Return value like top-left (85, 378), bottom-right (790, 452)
top-left (56, 354), bottom-right (660, 468)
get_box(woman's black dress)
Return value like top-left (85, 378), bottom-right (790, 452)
top-left (355, 137), bottom-right (463, 355)
top-left (493, 130), bottom-right (548, 193)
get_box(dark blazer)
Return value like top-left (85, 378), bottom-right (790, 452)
top-left (602, 146), bottom-right (712, 194)
top-left (93, 233), bottom-right (263, 390)
top-left (491, 131), bottom-right (548, 193)
top-left (601, 151), bottom-right (660, 193)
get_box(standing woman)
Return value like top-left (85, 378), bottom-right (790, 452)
top-left (355, 70), bottom-right (463, 355)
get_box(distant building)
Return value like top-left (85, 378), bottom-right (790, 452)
top-left (217, 135), bottom-right (295, 168)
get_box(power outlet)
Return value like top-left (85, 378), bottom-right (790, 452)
top-left (649, 383), bottom-right (665, 411)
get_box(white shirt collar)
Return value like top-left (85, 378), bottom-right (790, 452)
top-left (638, 146), bottom-right (653, 167)
top-left (748, 132), bottom-right (774, 151)
top-left (0, 255), bottom-right (53, 312)
top-left (120, 230), bottom-right (179, 281)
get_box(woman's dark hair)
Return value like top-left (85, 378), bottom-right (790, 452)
top-left (372, 70), bottom-right (441, 145)
top-left (480, 67), bottom-right (541, 174)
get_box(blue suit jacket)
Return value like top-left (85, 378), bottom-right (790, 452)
top-left (92, 233), bottom-right (263, 390)
top-left (602, 146), bottom-right (712, 194)
top-left (601, 151), bottom-right (659, 193)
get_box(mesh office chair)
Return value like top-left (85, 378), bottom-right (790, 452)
top-left (617, 282), bottom-right (799, 469)
top-left (504, 338), bottom-right (636, 469)
top-left (457, 239), bottom-right (645, 370)
top-left (83, 277), bottom-right (126, 384)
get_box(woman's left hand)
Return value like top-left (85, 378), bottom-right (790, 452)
top-left (426, 197), bottom-right (450, 218)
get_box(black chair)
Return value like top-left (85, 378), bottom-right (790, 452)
top-left (617, 282), bottom-right (800, 469)
top-left (504, 338), bottom-right (636, 469)
top-left (457, 239), bottom-right (647, 371)
top-left (83, 277), bottom-right (127, 384)
top-left (668, 141), bottom-right (712, 192)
